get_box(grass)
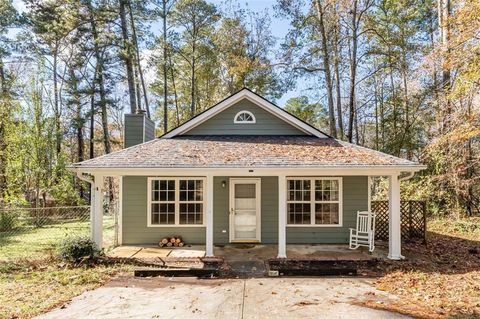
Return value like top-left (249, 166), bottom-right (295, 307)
top-left (0, 215), bottom-right (123, 318)
top-left (1, 216), bottom-right (479, 318)
top-left (0, 259), bottom-right (132, 319)
top-left (361, 217), bottom-right (480, 319)
top-left (0, 216), bottom-right (115, 261)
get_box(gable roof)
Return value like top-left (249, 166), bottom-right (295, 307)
top-left (72, 135), bottom-right (425, 170)
top-left (162, 88), bottom-right (330, 138)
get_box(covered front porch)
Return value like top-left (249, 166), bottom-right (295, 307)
top-left (109, 243), bottom-right (387, 260)
top-left (84, 168), bottom-right (408, 261)
top-left (109, 243), bottom-right (386, 277)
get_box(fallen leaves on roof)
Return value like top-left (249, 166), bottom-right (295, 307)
top-left (73, 136), bottom-right (420, 168)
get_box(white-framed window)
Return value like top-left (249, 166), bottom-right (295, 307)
top-left (234, 110), bottom-right (256, 123)
top-left (147, 177), bottom-right (206, 227)
top-left (286, 177), bottom-right (342, 227)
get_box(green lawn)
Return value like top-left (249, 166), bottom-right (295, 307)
top-left (0, 215), bottom-right (124, 318)
top-left (0, 261), bottom-right (131, 319)
top-left (0, 216), bottom-right (115, 261)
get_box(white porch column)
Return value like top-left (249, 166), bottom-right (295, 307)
top-left (205, 174), bottom-right (214, 257)
top-left (118, 176), bottom-right (123, 246)
top-left (388, 174), bottom-right (403, 260)
top-left (91, 175), bottom-right (104, 249)
top-left (277, 174), bottom-right (287, 258)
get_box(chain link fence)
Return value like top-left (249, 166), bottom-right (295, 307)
top-left (0, 205), bottom-right (116, 261)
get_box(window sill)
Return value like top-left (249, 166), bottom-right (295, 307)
top-left (147, 224), bottom-right (206, 228)
top-left (286, 224), bottom-right (343, 228)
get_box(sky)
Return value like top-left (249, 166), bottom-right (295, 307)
top-left (10, 0), bottom-right (311, 106)
top-left (208, 0), bottom-right (311, 105)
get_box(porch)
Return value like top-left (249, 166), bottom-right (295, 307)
top-left (108, 243), bottom-right (387, 277)
top-left (87, 171), bottom-right (406, 260)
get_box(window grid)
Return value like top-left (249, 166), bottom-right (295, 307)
top-left (148, 178), bottom-right (206, 226)
top-left (234, 110), bottom-right (256, 123)
top-left (179, 180), bottom-right (204, 225)
top-left (151, 180), bottom-right (176, 225)
top-left (287, 178), bottom-right (342, 226)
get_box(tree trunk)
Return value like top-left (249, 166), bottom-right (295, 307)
top-left (127, 1), bottom-right (150, 117)
top-left (89, 85), bottom-right (95, 160)
top-left (333, 40), bottom-right (343, 139)
top-left (401, 65), bottom-right (411, 159)
top-left (346, 0), bottom-right (359, 143)
top-left (190, 48), bottom-right (196, 117)
top-left (314, 0), bottom-right (337, 138)
top-left (380, 76), bottom-right (385, 149)
top-left (119, 0), bottom-right (137, 114)
top-left (134, 65), bottom-right (142, 110)
top-left (87, 0), bottom-right (110, 155)
top-left (439, 0), bottom-right (451, 129)
top-left (0, 59), bottom-right (7, 201)
top-left (162, 0), bottom-right (168, 132)
top-left (53, 50), bottom-right (62, 156)
top-left (71, 67), bottom-right (84, 198)
top-left (426, 0), bottom-right (441, 131)
top-left (168, 50), bottom-right (180, 127)
top-left (374, 70), bottom-right (379, 150)
top-left (388, 55), bottom-right (397, 138)
top-left (332, 4), bottom-right (343, 139)
top-left (99, 58), bottom-right (111, 155)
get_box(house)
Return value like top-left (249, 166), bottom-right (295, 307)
top-left (71, 88), bottom-right (425, 260)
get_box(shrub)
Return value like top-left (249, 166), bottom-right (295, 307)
top-left (0, 211), bottom-right (17, 231)
top-left (58, 236), bottom-right (100, 264)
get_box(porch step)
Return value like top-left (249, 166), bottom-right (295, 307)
top-left (268, 258), bottom-right (378, 276)
top-left (134, 267), bottom-right (220, 278)
top-left (225, 260), bottom-right (266, 278)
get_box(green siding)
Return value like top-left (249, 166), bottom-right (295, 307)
top-left (286, 176), bottom-right (368, 244)
top-left (184, 99), bottom-right (307, 136)
top-left (124, 114), bottom-right (156, 148)
top-left (121, 176), bottom-right (367, 245)
top-left (122, 176), bottom-right (206, 244)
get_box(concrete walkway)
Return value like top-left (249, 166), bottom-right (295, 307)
top-left (37, 277), bottom-right (410, 319)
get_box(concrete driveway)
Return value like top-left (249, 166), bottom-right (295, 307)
top-left (37, 277), bottom-right (410, 319)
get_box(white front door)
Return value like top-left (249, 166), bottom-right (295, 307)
top-left (229, 178), bottom-right (261, 242)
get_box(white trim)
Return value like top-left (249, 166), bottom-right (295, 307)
top-left (205, 174), bottom-right (214, 257)
top-left (92, 175), bottom-right (104, 248)
top-left (147, 177), bottom-right (207, 227)
top-left (72, 166), bottom-right (424, 177)
top-left (162, 89), bottom-right (328, 138)
top-left (229, 178), bottom-right (262, 243)
top-left (388, 174), bottom-right (404, 260)
top-left (118, 176), bottom-right (123, 245)
top-left (277, 174), bottom-right (287, 258)
top-left (285, 177), bottom-right (343, 227)
top-left (233, 110), bottom-right (256, 124)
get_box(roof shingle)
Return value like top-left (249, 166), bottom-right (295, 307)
top-left (72, 136), bottom-right (421, 169)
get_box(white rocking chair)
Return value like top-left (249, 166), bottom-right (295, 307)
top-left (349, 211), bottom-right (376, 252)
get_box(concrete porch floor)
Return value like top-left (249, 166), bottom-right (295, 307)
top-left (108, 244), bottom-right (387, 261)
top-left (108, 244), bottom-right (387, 277)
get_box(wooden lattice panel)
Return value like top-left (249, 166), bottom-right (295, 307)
top-left (371, 200), bottom-right (426, 242)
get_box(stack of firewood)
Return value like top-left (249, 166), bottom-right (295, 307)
top-left (159, 235), bottom-right (184, 247)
